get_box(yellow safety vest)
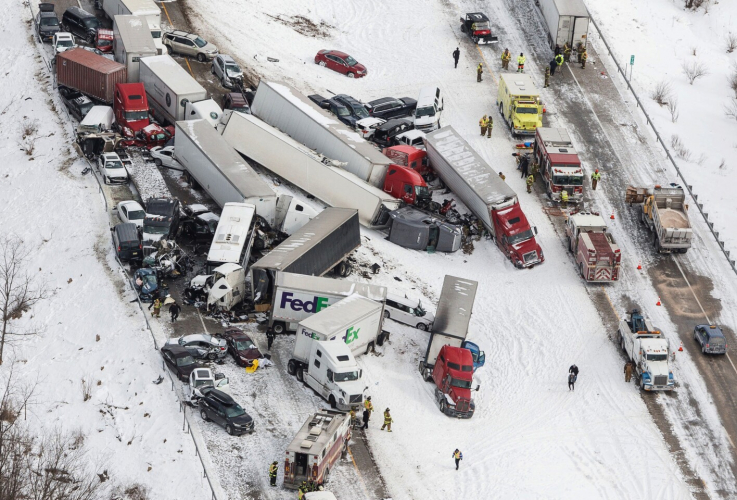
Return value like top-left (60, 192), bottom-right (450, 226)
top-left (518, 56), bottom-right (526, 65)
top-left (561, 191), bottom-right (569, 201)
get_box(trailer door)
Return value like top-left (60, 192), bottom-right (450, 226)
top-left (294, 452), bottom-right (308, 479)
top-left (558, 16), bottom-right (572, 47)
top-left (572, 16), bottom-right (589, 48)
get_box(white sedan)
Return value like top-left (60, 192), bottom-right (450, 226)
top-left (97, 152), bottom-right (129, 184)
top-left (117, 200), bottom-right (146, 228)
top-left (355, 117), bottom-right (385, 139)
top-left (150, 146), bottom-right (181, 169)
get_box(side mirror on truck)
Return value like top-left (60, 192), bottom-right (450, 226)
top-left (475, 384), bottom-right (481, 391)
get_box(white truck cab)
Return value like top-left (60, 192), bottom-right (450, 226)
top-left (189, 262), bottom-right (247, 311)
top-left (618, 309), bottom-right (674, 391)
top-left (185, 98), bottom-right (223, 127)
top-left (301, 341), bottom-right (365, 411)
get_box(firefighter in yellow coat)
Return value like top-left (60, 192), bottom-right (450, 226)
top-left (381, 408), bottom-right (393, 432)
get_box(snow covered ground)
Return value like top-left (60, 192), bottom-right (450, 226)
top-left (0, 3), bottom-right (209, 498)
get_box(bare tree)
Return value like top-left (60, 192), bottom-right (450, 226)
top-left (650, 80), bottom-right (672, 106)
top-left (667, 98), bottom-right (679, 123)
top-left (670, 135), bottom-right (692, 161)
top-left (729, 65), bottom-right (737, 98)
top-left (681, 61), bottom-right (708, 85)
top-left (0, 236), bottom-right (46, 365)
top-left (726, 99), bottom-right (737, 122)
top-left (727, 32), bottom-right (737, 53)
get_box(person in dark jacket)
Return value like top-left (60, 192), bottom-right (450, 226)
top-left (568, 364), bottom-right (579, 391)
top-left (267, 330), bottom-right (275, 350)
top-left (520, 155), bottom-right (530, 178)
top-left (169, 302), bottom-right (181, 323)
top-left (453, 47), bottom-right (460, 68)
top-left (453, 449), bottom-right (463, 470)
top-left (549, 59), bottom-right (558, 77)
top-left (569, 364), bottom-right (579, 377)
top-left (362, 408), bottom-right (370, 430)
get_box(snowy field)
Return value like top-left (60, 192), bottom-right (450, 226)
top-left (0, 3), bottom-right (209, 498)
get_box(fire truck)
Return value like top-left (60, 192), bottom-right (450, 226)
top-left (283, 411), bottom-right (350, 489)
top-left (565, 212), bottom-right (621, 282)
top-left (533, 127), bottom-right (584, 203)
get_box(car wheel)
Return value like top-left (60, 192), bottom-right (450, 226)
top-left (417, 323), bottom-right (427, 331)
top-left (328, 395), bottom-right (337, 409)
top-left (225, 424), bottom-right (235, 436)
top-left (273, 322), bottom-right (285, 334)
top-left (166, 45), bottom-right (172, 55)
top-left (318, 61), bottom-right (326, 67)
top-left (221, 78), bottom-right (227, 88)
top-left (104, 176), bottom-right (110, 185)
top-left (347, 72), bottom-right (355, 78)
top-left (296, 367), bottom-right (304, 382)
top-left (383, 310), bottom-right (390, 319)
top-left (210, 65), bottom-right (215, 75)
top-left (207, 353), bottom-right (217, 361)
top-left (197, 53), bottom-right (206, 63)
top-left (200, 409), bottom-right (209, 421)
top-left (154, 158), bottom-right (162, 166)
top-left (702, 345), bottom-right (706, 354)
top-left (287, 359), bottom-right (297, 376)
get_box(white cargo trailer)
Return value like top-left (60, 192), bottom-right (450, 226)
top-left (205, 202), bottom-right (257, 272)
top-left (175, 119), bottom-right (315, 232)
top-left (139, 55), bottom-right (207, 125)
top-left (250, 80), bottom-right (393, 189)
top-left (220, 111), bottom-right (400, 228)
top-left (101, 0), bottom-right (163, 54)
top-left (267, 272), bottom-right (387, 333)
top-left (112, 15), bottom-right (157, 82)
top-left (537, 0), bottom-right (590, 50)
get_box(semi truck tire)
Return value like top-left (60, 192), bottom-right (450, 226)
top-left (296, 367), bottom-right (304, 382)
top-left (365, 341), bottom-right (375, 355)
top-left (272, 322), bottom-right (286, 334)
top-left (566, 236), bottom-right (571, 252)
top-left (383, 310), bottom-right (390, 319)
top-left (376, 331), bottom-right (385, 346)
top-left (439, 399), bottom-right (447, 414)
top-left (287, 360), bottom-right (297, 376)
top-left (329, 395), bottom-right (337, 409)
top-left (323, 467), bottom-right (330, 484)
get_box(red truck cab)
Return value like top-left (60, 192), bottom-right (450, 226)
top-left (534, 127), bottom-right (584, 203)
top-left (383, 165), bottom-right (430, 206)
top-left (383, 145), bottom-right (430, 176)
top-left (494, 203), bottom-right (544, 268)
top-left (432, 345), bottom-right (476, 418)
top-left (96, 29), bottom-right (113, 52)
top-left (114, 83), bottom-right (150, 133)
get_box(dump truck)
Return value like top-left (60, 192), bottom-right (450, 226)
top-left (424, 127), bottom-right (544, 268)
top-left (625, 184), bottom-right (693, 253)
top-left (537, 0), bottom-right (589, 51)
top-left (533, 127), bottom-right (584, 203)
top-left (418, 276), bottom-right (482, 418)
top-left (497, 74), bottom-right (543, 137)
top-left (618, 309), bottom-right (675, 391)
top-left (565, 212), bottom-right (620, 282)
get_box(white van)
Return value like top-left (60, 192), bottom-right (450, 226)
top-left (413, 86), bottom-right (443, 132)
top-left (384, 293), bottom-right (435, 330)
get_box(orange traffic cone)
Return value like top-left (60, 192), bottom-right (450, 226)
top-left (610, 211), bottom-right (615, 220)
top-left (637, 261), bottom-right (642, 270)
top-left (656, 297), bottom-right (661, 306)
top-left (678, 341), bottom-right (683, 352)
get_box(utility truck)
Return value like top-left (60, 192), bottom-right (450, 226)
top-left (497, 74), bottom-right (543, 137)
top-left (424, 127), bottom-right (544, 268)
top-left (625, 184), bottom-right (693, 253)
top-left (261, 272), bottom-right (387, 334)
top-left (418, 276), bottom-right (483, 418)
top-left (618, 309), bottom-right (675, 391)
top-left (533, 127), bottom-right (584, 202)
top-left (565, 212), bottom-right (621, 282)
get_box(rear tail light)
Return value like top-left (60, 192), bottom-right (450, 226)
top-left (706, 344), bottom-right (710, 348)
top-left (118, 246), bottom-right (121, 251)
top-left (139, 244), bottom-right (142, 249)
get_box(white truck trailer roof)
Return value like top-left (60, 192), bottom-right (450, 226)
top-left (432, 275), bottom-right (478, 339)
top-left (139, 55), bottom-right (205, 96)
top-left (550, 0), bottom-right (589, 17)
top-left (113, 15), bottom-right (157, 53)
top-left (276, 273), bottom-right (387, 303)
top-left (206, 202), bottom-right (256, 266)
top-left (298, 294), bottom-right (382, 334)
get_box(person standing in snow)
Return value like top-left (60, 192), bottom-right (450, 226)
top-left (149, 297), bottom-right (161, 318)
top-left (569, 364), bottom-right (579, 391)
top-left (268, 461), bottom-right (278, 486)
top-left (517, 53), bottom-right (526, 73)
top-left (549, 59), bottom-right (558, 77)
top-left (453, 47), bottom-right (460, 68)
top-left (591, 169), bottom-right (601, 190)
top-left (453, 449), bottom-right (463, 470)
top-left (526, 174), bottom-right (534, 194)
top-left (362, 407), bottom-right (370, 430)
top-left (563, 42), bottom-right (572, 62)
top-left (501, 48), bottom-right (511, 70)
top-left (519, 155), bottom-right (530, 179)
top-left (580, 50), bottom-right (588, 69)
top-left (364, 396), bottom-right (374, 414)
top-left (169, 302), bottom-right (181, 323)
top-left (477, 62), bottom-right (484, 82)
top-left (381, 408), bottom-right (393, 432)
top-left (487, 115), bottom-right (493, 138)
top-left (624, 361), bottom-right (635, 383)
top-left (479, 115), bottom-right (488, 136)
top-left (544, 66), bottom-right (550, 88)
top-left (267, 329), bottom-right (275, 350)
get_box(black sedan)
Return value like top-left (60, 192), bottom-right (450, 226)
top-left (365, 97), bottom-right (417, 120)
top-left (371, 118), bottom-right (414, 148)
top-left (161, 344), bottom-right (200, 382)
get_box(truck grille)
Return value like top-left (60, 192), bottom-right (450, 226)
top-left (523, 251), bottom-right (538, 263)
top-left (349, 394), bottom-right (362, 404)
top-left (654, 375), bottom-right (668, 386)
top-left (456, 399), bottom-right (469, 412)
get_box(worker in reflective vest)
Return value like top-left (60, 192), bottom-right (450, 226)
top-left (591, 169), bottom-right (601, 190)
top-left (381, 408), bottom-right (393, 432)
top-left (268, 462), bottom-right (278, 487)
top-left (560, 190), bottom-right (569, 209)
top-left (453, 449), bottom-right (463, 470)
top-left (517, 53), bottom-right (526, 73)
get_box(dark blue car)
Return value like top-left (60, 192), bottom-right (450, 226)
top-left (693, 325), bottom-right (727, 354)
top-left (134, 268), bottom-right (158, 302)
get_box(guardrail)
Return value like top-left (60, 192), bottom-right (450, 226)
top-left (24, 2), bottom-right (225, 497)
top-left (588, 15), bottom-right (737, 276)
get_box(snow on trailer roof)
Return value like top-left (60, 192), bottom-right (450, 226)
top-left (276, 273), bottom-right (387, 302)
top-left (299, 293), bottom-right (382, 333)
top-left (286, 412), bottom-right (348, 454)
top-left (424, 126), bottom-right (516, 206)
top-left (551, 0), bottom-right (589, 17)
top-left (258, 81), bottom-right (392, 166)
top-left (176, 119), bottom-right (274, 199)
top-left (140, 55), bottom-right (206, 95)
top-left (432, 275), bottom-right (478, 339)
top-left (113, 15), bottom-right (157, 53)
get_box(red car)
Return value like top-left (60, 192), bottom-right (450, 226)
top-left (222, 328), bottom-right (263, 367)
top-left (96, 29), bottom-right (113, 53)
top-left (314, 50), bottom-right (367, 78)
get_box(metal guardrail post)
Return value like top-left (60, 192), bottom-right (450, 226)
top-left (589, 15), bottom-right (737, 276)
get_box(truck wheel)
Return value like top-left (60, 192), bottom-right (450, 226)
top-left (472, 36), bottom-right (479, 44)
top-left (376, 331), bottom-right (385, 346)
top-left (273, 322), bottom-right (285, 334)
top-left (439, 399), bottom-right (447, 413)
top-left (383, 310), bottom-right (390, 320)
top-left (329, 395), bottom-right (337, 409)
top-left (335, 261), bottom-right (348, 277)
top-left (365, 342), bottom-right (375, 355)
top-left (566, 236), bottom-right (571, 252)
top-left (287, 360), bottom-right (297, 376)
top-left (323, 467), bottom-right (330, 484)
top-left (296, 367), bottom-right (304, 382)
top-left (417, 323), bottom-right (427, 331)
top-left (640, 378), bottom-right (645, 390)
top-left (166, 45), bottom-right (172, 55)
top-left (579, 263), bottom-right (585, 279)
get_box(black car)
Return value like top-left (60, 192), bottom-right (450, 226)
top-left (200, 389), bottom-right (255, 436)
top-left (181, 210), bottom-right (219, 242)
top-left (365, 97), bottom-right (417, 120)
top-left (58, 86), bottom-right (94, 122)
top-left (145, 198), bottom-right (181, 236)
top-left (332, 94), bottom-right (370, 127)
top-left (111, 222), bottom-right (142, 262)
top-left (372, 118), bottom-right (414, 148)
top-left (693, 325), bottom-right (727, 354)
top-left (161, 344), bottom-right (200, 382)
top-left (61, 6), bottom-right (100, 43)
top-left (35, 3), bottom-right (60, 42)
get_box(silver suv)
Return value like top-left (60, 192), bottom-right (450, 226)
top-left (162, 30), bottom-right (218, 62)
top-left (165, 334), bottom-right (228, 361)
top-left (211, 54), bottom-right (243, 89)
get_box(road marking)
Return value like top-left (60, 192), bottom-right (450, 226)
top-left (160, 0), bottom-right (174, 27)
top-left (474, 45), bottom-right (498, 85)
top-left (346, 445), bottom-right (372, 498)
top-left (184, 57), bottom-right (195, 77)
top-left (196, 308), bottom-right (209, 334)
top-left (601, 286), bottom-right (620, 321)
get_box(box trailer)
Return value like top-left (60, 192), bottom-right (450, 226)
top-left (251, 80), bottom-right (393, 189)
top-left (292, 294), bottom-right (385, 361)
top-left (112, 15), bottom-right (157, 82)
top-left (101, 0), bottom-right (163, 54)
top-left (250, 208), bottom-right (361, 304)
top-left (139, 55), bottom-right (207, 125)
top-left (424, 127), bottom-right (544, 269)
top-left (265, 272), bottom-right (387, 333)
top-left (56, 48), bottom-right (127, 104)
top-left (537, 0), bottom-right (590, 50)
top-left (220, 111), bottom-right (400, 228)
top-left (205, 202), bottom-right (257, 273)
